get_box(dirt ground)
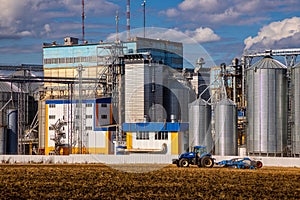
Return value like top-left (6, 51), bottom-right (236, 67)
top-left (0, 164), bottom-right (299, 199)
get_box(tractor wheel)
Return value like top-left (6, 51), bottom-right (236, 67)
top-left (179, 159), bottom-right (189, 167)
top-left (256, 161), bottom-right (263, 168)
top-left (201, 156), bottom-right (214, 168)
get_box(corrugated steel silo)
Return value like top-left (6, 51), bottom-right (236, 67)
top-left (164, 70), bottom-right (195, 123)
top-left (188, 99), bottom-right (212, 152)
top-left (246, 57), bottom-right (287, 155)
top-left (291, 62), bottom-right (300, 156)
top-left (7, 109), bottom-right (18, 154)
top-left (215, 99), bottom-right (237, 156)
top-left (0, 82), bottom-right (20, 155)
top-left (165, 80), bottom-right (189, 122)
top-left (38, 100), bottom-right (46, 151)
top-left (0, 127), bottom-right (6, 154)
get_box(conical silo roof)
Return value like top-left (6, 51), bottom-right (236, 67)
top-left (0, 82), bottom-right (19, 93)
top-left (189, 98), bottom-right (207, 106)
top-left (293, 62), bottom-right (300, 68)
top-left (217, 98), bottom-right (235, 106)
top-left (250, 56), bottom-right (286, 69)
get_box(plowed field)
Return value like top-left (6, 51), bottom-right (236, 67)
top-left (0, 164), bottom-right (299, 199)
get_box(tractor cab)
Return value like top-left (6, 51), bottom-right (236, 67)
top-left (193, 146), bottom-right (208, 158)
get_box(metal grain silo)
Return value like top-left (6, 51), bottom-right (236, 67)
top-left (188, 98), bottom-right (212, 153)
top-left (7, 109), bottom-right (18, 154)
top-left (291, 62), bottom-right (300, 156)
top-left (0, 127), bottom-right (6, 154)
top-left (214, 99), bottom-right (237, 156)
top-left (164, 76), bottom-right (195, 122)
top-left (246, 57), bottom-right (287, 156)
top-left (0, 82), bottom-right (20, 155)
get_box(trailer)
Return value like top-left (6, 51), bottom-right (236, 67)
top-left (216, 157), bottom-right (263, 169)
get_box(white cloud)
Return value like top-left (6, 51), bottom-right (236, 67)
top-left (107, 27), bottom-right (220, 44)
top-left (244, 17), bottom-right (300, 50)
top-left (184, 27), bottom-right (220, 43)
top-left (163, 0), bottom-right (300, 26)
top-left (179, 0), bottom-right (221, 12)
top-left (0, 0), bottom-right (118, 39)
top-left (165, 8), bottom-right (179, 17)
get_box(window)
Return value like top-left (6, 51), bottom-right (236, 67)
top-left (101, 104), bottom-right (107, 107)
top-left (86, 103), bottom-right (93, 107)
top-left (75, 115), bottom-right (79, 119)
top-left (101, 115), bottom-right (107, 119)
top-left (49, 115), bottom-right (55, 119)
top-left (85, 126), bottom-right (93, 130)
top-left (155, 132), bottom-right (168, 140)
top-left (136, 132), bottom-right (149, 140)
top-left (81, 57), bottom-right (87, 62)
top-left (66, 57), bottom-right (72, 63)
top-left (52, 58), bottom-right (58, 64)
top-left (49, 104), bottom-right (56, 108)
top-left (59, 58), bottom-right (66, 63)
top-left (86, 115), bottom-right (92, 119)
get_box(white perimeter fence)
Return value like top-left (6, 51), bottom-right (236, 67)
top-left (0, 154), bottom-right (299, 167)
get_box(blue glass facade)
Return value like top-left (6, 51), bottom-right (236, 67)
top-left (43, 37), bottom-right (183, 69)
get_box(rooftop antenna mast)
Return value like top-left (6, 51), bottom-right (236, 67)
top-left (115, 10), bottom-right (119, 42)
top-left (142, 0), bottom-right (146, 38)
top-left (126, 0), bottom-right (130, 41)
top-left (82, 0), bottom-right (85, 43)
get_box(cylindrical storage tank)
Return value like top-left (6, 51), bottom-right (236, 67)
top-left (292, 62), bottom-right (300, 156)
top-left (246, 57), bottom-right (287, 155)
top-left (0, 127), bottom-right (6, 154)
top-left (164, 79), bottom-right (191, 122)
top-left (188, 99), bottom-right (213, 153)
top-left (38, 100), bottom-right (46, 151)
top-left (7, 109), bottom-right (18, 154)
top-left (215, 99), bottom-right (237, 156)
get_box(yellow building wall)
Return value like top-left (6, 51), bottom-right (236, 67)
top-left (171, 132), bottom-right (179, 155)
top-left (126, 132), bottom-right (132, 150)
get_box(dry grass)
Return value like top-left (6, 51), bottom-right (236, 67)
top-left (0, 164), bottom-right (299, 199)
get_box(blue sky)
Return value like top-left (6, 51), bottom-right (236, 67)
top-left (0, 0), bottom-right (299, 67)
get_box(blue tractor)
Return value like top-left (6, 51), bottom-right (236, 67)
top-left (172, 146), bottom-right (214, 168)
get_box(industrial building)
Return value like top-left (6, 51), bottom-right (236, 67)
top-left (45, 98), bottom-right (114, 155)
top-left (38, 36), bottom-right (192, 155)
